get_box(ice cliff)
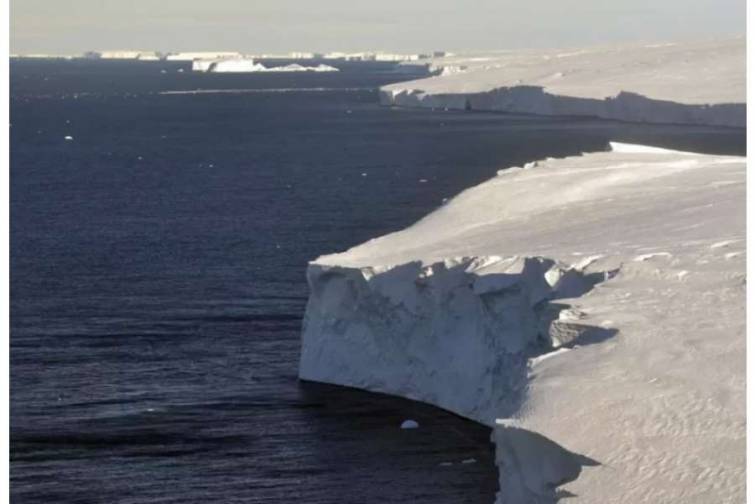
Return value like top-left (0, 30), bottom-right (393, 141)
top-left (380, 38), bottom-right (745, 127)
top-left (299, 143), bottom-right (745, 502)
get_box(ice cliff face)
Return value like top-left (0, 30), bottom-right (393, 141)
top-left (301, 255), bottom-right (613, 425)
top-left (299, 143), bottom-right (745, 503)
top-left (380, 38), bottom-right (745, 127)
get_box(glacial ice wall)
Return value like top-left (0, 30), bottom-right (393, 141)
top-left (379, 87), bottom-right (745, 127)
top-left (300, 255), bottom-right (613, 425)
top-left (300, 255), bottom-right (613, 503)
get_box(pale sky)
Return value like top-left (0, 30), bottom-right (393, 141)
top-left (11, 0), bottom-right (747, 55)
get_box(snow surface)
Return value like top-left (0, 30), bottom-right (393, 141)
top-left (381, 38), bottom-right (745, 127)
top-left (299, 143), bottom-right (745, 503)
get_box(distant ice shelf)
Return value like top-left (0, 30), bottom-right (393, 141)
top-left (299, 142), bottom-right (745, 503)
top-left (380, 38), bottom-right (745, 127)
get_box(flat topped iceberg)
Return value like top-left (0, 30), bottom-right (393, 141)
top-left (192, 58), bottom-right (339, 73)
top-left (381, 38), bottom-right (745, 127)
top-left (299, 143), bottom-right (745, 503)
top-left (192, 58), bottom-right (265, 73)
top-left (269, 63), bottom-right (339, 72)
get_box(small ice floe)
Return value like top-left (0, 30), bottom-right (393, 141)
top-left (419, 178), bottom-right (428, 183)
top-left (177, 68), bottom-right (184, 73)
top-left (400, 419), bottom-right (419, 429)
top-left (461, 458), bottom-right (477, 464)
top-left (361, 172), bottom-right (368, 177)
top-left (137, 156), bottom-right (143, 161)
top-left (64, 135), bottom-right (74, 141)
top-left (439, 461), bottom-right (453, 467)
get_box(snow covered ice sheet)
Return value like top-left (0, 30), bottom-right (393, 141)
top-left (299, 143), bottom-right (745, 503)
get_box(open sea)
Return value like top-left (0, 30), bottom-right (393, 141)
top-left (10, 58), bottom-right (746, 504)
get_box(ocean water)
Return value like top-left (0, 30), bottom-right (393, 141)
top-left (10, 59), bottom-right (745, 504)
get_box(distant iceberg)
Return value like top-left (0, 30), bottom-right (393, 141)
top-left (269, 63), bottom-right (340, 73)
top-left (192, 58), bottom-right (339, 73)
top-left (192, 58), bottom-right (265, 73)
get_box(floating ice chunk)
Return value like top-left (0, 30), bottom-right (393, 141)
top-left (461, 458), bottom-right (477, 464)
top-left (400, 419), bottom-right (419, 429)
top-left (64, 135), bottom-right (73, 141)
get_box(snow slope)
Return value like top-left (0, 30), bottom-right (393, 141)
top-left (380, 39), bottom-right (745, 127)
top-left (299, 143), bottom-right (745, 503)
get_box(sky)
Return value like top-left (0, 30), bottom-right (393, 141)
top-left (10, 0), bottom-right (747, 55)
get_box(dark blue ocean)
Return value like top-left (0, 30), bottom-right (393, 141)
top-left (10, 58), bottom-right (745, 504)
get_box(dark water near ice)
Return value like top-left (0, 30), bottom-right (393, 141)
top-left (10, 58), bottom-right (745, 504)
